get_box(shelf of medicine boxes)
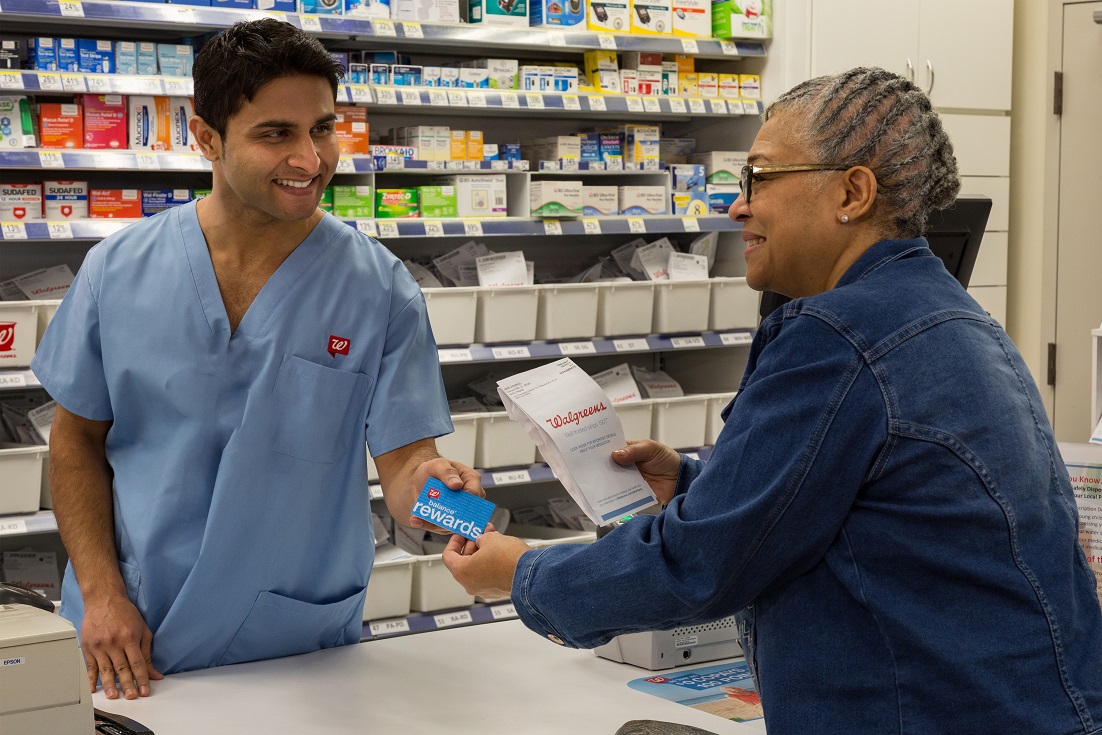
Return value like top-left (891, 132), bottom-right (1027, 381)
top-left (0, 70), bottom-right (762, 119)
top-left (0, 0), bottom-right (769, 59)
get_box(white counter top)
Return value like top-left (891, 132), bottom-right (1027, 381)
top-left (92, 620), bottom-right (767, 734)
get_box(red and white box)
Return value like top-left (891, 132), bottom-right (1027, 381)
top-left (43, 180), bottom-right (89, 219)
top-left (0, 183), bottom-right (43, 221)
top-left (89, 188), bottom-right (142, 218)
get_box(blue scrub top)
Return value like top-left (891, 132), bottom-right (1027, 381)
top-left (31, 201), bottom-right (452, 673)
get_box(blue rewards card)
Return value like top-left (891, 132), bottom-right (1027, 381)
top-left (412, 478), bottom-right (495, 541)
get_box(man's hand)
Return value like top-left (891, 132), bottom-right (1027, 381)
top-left (80, 594), bottom-right (163, 699)
top-left (374, 438), bottom-right (484, 534)
top-left (442, 526), bottom-right (529, 599)
top-left (611, 439), bottom-right (682, 505)
top-left (407, 456), bottom-right (483, 534)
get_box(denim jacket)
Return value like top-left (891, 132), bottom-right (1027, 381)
top-left (512, 239), bottom-right (1102, 735)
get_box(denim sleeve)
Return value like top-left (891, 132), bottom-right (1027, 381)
top-left (511, 313), bottom-right (888, 649)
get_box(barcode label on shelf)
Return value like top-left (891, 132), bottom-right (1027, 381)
top-left (369, 618), bottom-right (410, 636)
top-left (643, 98), bottom-right (661, 113)
top-left (356, 220), bottom-right (378, 236)
top-left (688, 98), bottom-right (707, 115)
top-left (709, 99), bottom-right (728, 114)
top-left (525, 93), bottom-right (545, 109)
top-left (0, 72), bottom-right (20, 89)
top-left (597, 34), bottom-right (617, 50)
top-left (582, 219), bottom-right (601, 235)
top-left (429, 90), bottom-right (449, 106)
top-left (86, 75), bottom-right (111, 93)
top-left (38, 73), bottom-right (62, 91)
top-left (376, 87), bottom-right (398, 105)
top-left (500, 91), bottom-right (520, 108)
top-left (176, 155), bottom-right (205, 170)
top-left (299, 14), bottom-right (322, 31)
top-left (625, 96), bottom-right (644, 113)
top-left (438, 348), bottom-right (473, 363)
top-left (467, 90), bottom-right (486, 107)
top-left (39, 151), bottom-right (64, 168)
top-left (164, 78), bottom-right (191, 96)
top-left (613, 338), bottom-right (648, 352)
top-left (491, 469), bottom-right (531, 485)
top-left (491, 345), bottom-right (531, 360)
top-left (491, 604), bottom-right (518, 620)
top-left (682, 217), bottom-right (700, 232)
top-left (0, 518), bottom-right (28, 536)
top-left (448, 90), bottom-right (468, 106)
top-left (401, 22), bottom-right (424, 38)
top-left (719, 40), bottom-right (738, 55)
top-left (400, 89), bottom-right (422, 105)
top-left (58, 0), bottom-right (84, 16)
top-left (628, 218), bottom-right (646, 234)
top-left (1, 222), bottom-right (27, 240)
top-left (336, 157), bottom-right (356, 173)
top-left (463, 220), bottom-right (484, 237)
top-left (548, 31), bottom-right (566, 46)
top-left (671, 336), bottom-right (706, 349)
top-left (423, 221), bottom-right (445, 237)
top-left (434, 610), bottom-right (473, 628)
top-left (373, 19), bottom-right (397, 36)
top-left (681, 39), bottom-right (700, 54)
top-left (720, 332), bottom-right (753, 346)
top-left (349, 85), bottom-right (371, 103)
top-left (377, 221), bottom-right (400, 238)
top-left (542, 220), bottom-right (563, 236)
top-left (588, 95), bottom-right (607, 111)
top-left (668, 97), bottom-right (688, 114)
top-left (47, 221), bottom-right (73, 239)
top-left (558, 341), bottom-right (596, 356)
top-left (0, 373), bottom-right (28, 389)
top-left (137, 77), bottom-right (162, 95)
top-left (562, 94), bottom-right (581, 111)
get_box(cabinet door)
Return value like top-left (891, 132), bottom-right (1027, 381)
top-left (919, 0), bottom-right (1013, 110)
top-left (810, 0), bottom-right (920, 82)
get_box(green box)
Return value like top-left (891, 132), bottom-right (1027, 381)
top-left (192, 188), bottom-right (212, 201)
top-left (417, 185), bottom-right (458, 218)
top-left (375, 188), bottom-right (419, 218)
top-left (711, 0), bottom-right (772, 39)
top-left (318, 187), bottom-right (333, 213)
top-left (333, 185), bottom-right (374, 218)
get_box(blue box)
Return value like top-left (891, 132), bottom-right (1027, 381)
top-left (56, 38), bottom-right (78, 71)
top-left (411, 478), bottom-right (495, 542)
top-left (28, 38), bottom-right (57, 71)
top-left (256, 0), bottom-right (294, 9)
top-left (76, 39), bottom-right (115, 74)
top-left (142, 189), bottom-right (192, 216)
top-left (136, 42), bottom-right (158, 75)
top-left (369, 64), bottom-right (389, 85)
top-left (298, 0), bottom-right (342, 13)
top-left (706, 185), bottom-right (739, 214)
top-left (672, 189), bottom-right (709, 216)
top-left (500, 143), bottom-right (521, 161)
top-left (348, 63), bottom-right (369, 84)
top-left (530, 0), bottom-right (585, 26)
top-left (168, 0), bottom-right (212, 6)
top-left (578, 133), bottom-right (601, 162)
top-left (157, 44), bottom-right (193, 77)
top-left (212, 0), bottom-right (255, 7)
top-left (598, 133), bottom-right (623, 163)
top-left (390, 64), bottom-right (421, 86)
top-left (115, 42), bottom-right (137, 75)
top-left (671, 164), bottom-right (706, 191)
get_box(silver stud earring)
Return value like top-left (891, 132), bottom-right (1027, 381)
top-left (840, 215), bottom-right (849, 224)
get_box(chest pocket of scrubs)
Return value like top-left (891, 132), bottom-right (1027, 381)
top-left (272, 355), bottom-right (373, 464)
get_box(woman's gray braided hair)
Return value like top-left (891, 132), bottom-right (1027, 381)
top-left (764, 67), bottom-right (961, 238)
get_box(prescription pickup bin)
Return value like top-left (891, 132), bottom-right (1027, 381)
top-left (536, 283), bottom-right (599, 340)
top-left (651, 394), bottom-right (709, 449)
top-left (595, 281), bottom-right (655, 337)
top-left (614, 400), bottom-right (654, 442)
top-left (363, 553), bottom-right (415, 622)
top-left (423, 287), bottom-right (478, 345)
top-left (0, 445), bottom-right (47, 515)
top-left (475, 286), bottom-right (539, 343)
top-left (705, 391), bottom-right (736, 445)
top-left (34, 300), bottom-right (59, 343)
top-left (475, 411), bottom-right (537, 468)
top-left (410, 555), bottom-right (475, 612)
top-left (708, 277), bottom-right (759, 330)
top-left (435, 412), bottom-right (480, 469)
top-left (0, 301), bottom-right (41, 369)
top-left (653, 281), bottom-right (711, 334)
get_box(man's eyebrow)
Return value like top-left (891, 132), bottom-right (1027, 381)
top-left (252, 113), bottom-right (339, 130)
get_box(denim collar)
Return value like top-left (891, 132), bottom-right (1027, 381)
top-left (834, 238), bottom-right (933, 290)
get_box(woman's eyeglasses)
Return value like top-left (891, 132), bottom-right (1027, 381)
top-left (739, 163), bottom-right (850, 204)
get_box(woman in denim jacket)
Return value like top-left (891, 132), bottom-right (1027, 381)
top-left (445, 67), bottom-right (1102, 735)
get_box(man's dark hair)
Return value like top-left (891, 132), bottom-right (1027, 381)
top-left (192, 19), bottom-right (345, 139)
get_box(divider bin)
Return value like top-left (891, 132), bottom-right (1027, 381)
top-left (536, 283), bottom-right (599, 340)
top-left (595, 281), bottom-right (655, 337)
top-left (423, 287), bottom-right (479, 346)
top-left (705, 392), bottom-right (737, 446)
top-left (614, 400), bottom-right (654, 442)
top-left (650, 395), bottom-right (710, 449)
top-left (652, 281), bottom-right (711, 334)
top-left (475, 412), bottom-right (537, 468)
top-left (363, 553), bottom-right (415, 622)
top-left (708, 277), bottom-right (760, 330)
top-left (0, 445), bottom-right (48, 514)
top-left (435, 412), bottom-right (480, 469)
top-left (33, 299), bottom-right (61, 345)
top-left (410, 555), bottom-right (476, 612)
top-left (474, 286), bottom-right (539, 343)
top-left (0, 302), bottom-right (42, 369)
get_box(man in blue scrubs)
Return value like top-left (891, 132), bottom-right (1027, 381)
top-left (31, 19), bottom-right (478, 701)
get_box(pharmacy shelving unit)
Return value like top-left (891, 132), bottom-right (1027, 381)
top-left (0, 0), bottom-right (768, 628)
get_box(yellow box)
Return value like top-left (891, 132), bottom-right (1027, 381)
top-left (584, 50), bottom-right (618, 84)
top-left (739, 74), bottom-right (761, 100)
top-left (466, 130), bottom-right (484, 161)
top-left (678, 72), bottom-right (699, 97)
top-left (450, 130), bottom-right (467, 161)
top-left (718, 73), bottom-right (741, 99)
top-left (697, 72), bottom-right (718, 98)
top-left (673, 54), bottom-right (695, 74)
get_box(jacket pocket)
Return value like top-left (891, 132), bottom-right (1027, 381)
top-left (118, 559), bottom-right (144, 611)
top-left (217, 587), bottom-right (366, 667)
top-left (271, 355), bottom-right (373, 464)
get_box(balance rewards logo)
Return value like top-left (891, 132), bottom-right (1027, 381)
top-left (0, 322), bottom-right (15, 353)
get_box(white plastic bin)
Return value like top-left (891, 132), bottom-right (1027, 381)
top-left (367, 443), bottom-right (379, 483)
top-left (474, 286), bottom-right (539, 343)
top-left (0, 445), bottom-right (48, 514)
top-left (475, 412), bottom-right (537, 469)
top-left (708, 278), bottom-right (760, 330)
top-left (410, 555), bottom-right (475, 612)
top-left (363, 554), bottom-right (415, 622)
top-left (435, 413), bottom-right (480, 468)
top-left (651, 395), bottom-right (709, 449)
top-left (423, 287), bottom-right (479, 346)
top-left (652, 281), bottom-right (711, 334)
top-left (0, 302), bottom-right (41, 369)
top-left (614, 400), bottom-right (654, 442)
top-left (595, 281), bottom-right (654, 337)
top-left (705, 392), bottom-right (737, 446)
top-left (507, 523), bottom-right (595, 549)
top-left (536, 283), bottom-right (599, 340)
top-left (33, 299), bottom-right (61, 345)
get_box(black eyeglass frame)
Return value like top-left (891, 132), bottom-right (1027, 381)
top-left (739, 163), bottom-right (851, 204)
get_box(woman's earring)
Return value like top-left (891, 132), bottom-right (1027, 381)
top-left (840, 214), bottom-right (849, 224)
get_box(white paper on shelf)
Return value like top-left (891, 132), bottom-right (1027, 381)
top-left (496, 358), bottom-right (657, 526)
top-left (477, 251), bottom-right (529, 287)
top-left (631, 366), bottom-right (684, 398)
top-left (591, 363), bottom-right (643, 404)
top-left (633, 237), bottom-right (675, 281)
top-left (2, 551), bottom-right (60, 600)
top-left (374, 543), bottom-right (414, 563)
top-left (405, 260), bottom-right (443, 288)
top-left (668, 252), bottom-right (710, 281)
top-left (611, 239), bottom-right (647, 280)
top-left (0, 279), bottom-right (28, 301)
top-left (455, 264), bottom-right (481, 287)
top-left (372, 513), bottom-right (391, 548)
top-left (689, 231), bottom-right (719, 270)
top-left (448, 396), bottom-right (490, 413)
top-left (26, 400), bottom-right (56, 444)
top-left (433, 241), bottom-right (487, 285)
top-left (12, 264), bottom-right (75, 300)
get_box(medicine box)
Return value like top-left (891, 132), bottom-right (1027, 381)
top-left (346, 0), bottom-right (391, 17)
top-left (718, 73), bottom-right (740, 98)
top-left (28, 38), bottom-right (57, 71)
top-left (299, 0), bottom-right (343, 13)
top-left (595, 280), bottom-right (654, 337)
top-left (696, 71), bottom-right (718, 97)
top-left (672, 163), bottom-right (706, 191)
top-left (672, 0), bottom-right (710, 36)
top-left (618, 186), bottom-right (667, 216)
top-left (661, 61), bottom-right (678, 95)
top-left (584, 50), bottom-right (618, 82)
top-left (581, 185), bottom-right (618, 216)
top-left (56, 38), bottom-right (78, 72)
top-left (82, 94), bottom-right (127, 149)
top-left (43, 181), bottom-right (89, 219)
top-left (318, 187), bottom-right (333, 212)
top-left (599, 132), bottom-right (623, 163)
top-left (334, 105), bottom-right (369, 155)
top-left (530, 0), bottom-right (585, 26)
top-left (390, 65), bottom-right (422, 86)
top-left (169, 97), bottom-right (198, 152)
top-left (0, 184), bottom-right (43, 221)
top-left (141, 189), bottom-right (191, 216)
top-left (129, 96), bottom-right (172, 151)
top-left (623, 124), bottom-right (660, 163)
top-left (156, 44), bottom-right (194, 77)
top-left (679, 72), bottom-right (699, 96)
top-left (530, 180), bottom-right (583, 217)
top-left (688, 150), bottom-right (747, 183)
top-left (458, 67), bottom-right (490, 88)
top-left (115, 42), bottom-right (137, 75)
top-left (77, 40), bottom-right (114, 74)
top-left (630, 0), bottom-right (672, 34)
top-left (711, 0), bottom-right (772, 39)
top-left (257, 0), bottom-right (296, 9)
top-left (706, 184), bottom-right (740, 213)
top-left (423, 286), bottom-right (478, 345)
top-left (418, 185), bottom-right (458, 218)
top-left (471, 59), bottom-right (518, 90)
top-left (375, 189), bottom-right (420, 218)
top-left (739, 74), bottom-right (761, 99)
top-left (38, 103), bottom-right (83, 149)
top-left (672, 190), bottom-right (709, 215)
top-left (587, 0), bottom-right (629, 31)
top-left (333, 185), bottom-right (374, 218)
top-left (89, 189), bottom-right (142, 218)
top-left (535, 283), bottom-right (599, 340)
top-left (636, 70), bottom-right (662, 96)
top-left (136, 43), bottom-right (158, 75)
top-left (466, 0), bottom-right (528, 27)
top-left (437, 174), bottom-right (508, 218)
top-left (439, 67), bottom-right (460, 87)
top-left (393, 0), bottom-right (457, 22)
top-left (0, 96), bottom-right (37, 149)
top-left (619, 69), bottom-right (638, 95)
top-left (0, 38), bottom-right (26, 70)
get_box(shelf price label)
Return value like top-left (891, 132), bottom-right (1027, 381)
top-left (375, 87), bottom-right (398, 105)
top-left (298, 14), bottom-right (322, 31)
top-left (86, 74), bottom-right (111, 93)
top-left (562, 94), bottom-right (581, 111)
top-left (491, 469), bottom-right (532, 486)
top-left (368, 618), bottom-right (410, 636)
top-left (0, 72), bottom-right (20, 90)
top-left (587, 95), bottom-right (607, 112)
top-left (429, 89), bottom-right (449, 106)
top-left (1, 222), bottom-right (27, 239)
top-left (46, 221), bottom-right (73, 239)
top-left (719, 40), bottom-right (739, 56)
top-left (491, 603), bottom-right (518, 620)
top-left (349, 85), bottom-right (371, 103)
top-left (581, 218), bottom-right (602, 235)
top-left (401, 21), bottom-right (424, 38)
top-left (625, 96), bottom-right (644, 113)
top-left (547, 31), bottom-right (567, 46)
top-left (463, 220), bottom-right (484, 237)
top-left (0, 373), bottom-right (29, 389)
top-left (682, 217), bottom-right (700, 232)
top-left (0, 518), bottom-right (29, 536)
top-left (399, 88), bottom-right (422, 105)
top-left (499, 91), bottom-right (519, 108)
top-left (466, 90), bottom-right (487, 107)
top-left (377, 221), bottom-right (400, 239)
top-left (542, 219), bottom-right (563, 236)
top-left (597, 33), bottom-right (617, 50)
top-left (667, 97), bottom-right (688, 114)
top-left (447, 89), bottom-right (468, 106)
top-left (628, 218), bottom-right (646, 234)
top-left (613, 338), bottom-right (648, 353)
top-left (164, 78), bottom-right (192, 96)
top-left (680, 39), bottom-right (700, 54)
top-left (373, 19), bottom-right (397, 36)
top-left (137, 76), bottom-right (163, 95)
top-left (671, 336), bottom-right (706, 349)
top-left (643, 97), bottom-right (662, 113)
top-left (720, 332), bottom-right (753, 346)
top-left (438, 348), bottom-right (473, 363)
top-left (58, 0), bottom-right (84, 16)
top-left (423, 221), bottom-right (445, 237)
top-left (688, 98), bottom-right (707, 115)
top-left (433, 610), bottom-right (473, 628)
top-left (356, 219), bottom-right (378, 236)
top-left (38, 73), bottom-right (62, 91)
top-left (491, 345), bottom-right (532, 360)
top-left (709, 99), bottom-right (728, 114)
top-left (38, 151), bottom-right (64, 168)
top-left (558, 341), bottom-right (596, 356)
top-left (561, 158), bottom-right (579, 171)
top-left (525, 93), bottom-right (545, 109)
top-left (335, 157), bottom-right (356, 174)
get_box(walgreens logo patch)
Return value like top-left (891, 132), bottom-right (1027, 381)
top-left (0, 323), bottom-right (15, 352)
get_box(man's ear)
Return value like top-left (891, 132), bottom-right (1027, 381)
top-left (189, 116), bottom-right (222, 162)
top-left (837, 165), bottom-right (878, 224)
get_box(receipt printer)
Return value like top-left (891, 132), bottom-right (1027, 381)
top-left (594, 615), bottom-right (742, 670)
top-left (0, 603), bottom-right (94, 734)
